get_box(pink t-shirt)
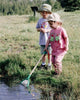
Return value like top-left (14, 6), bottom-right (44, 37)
top-left (48, 26), bottom-right (68, 55)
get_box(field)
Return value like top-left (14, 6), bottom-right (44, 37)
top-left (0, 10), bottom-right (80, 99)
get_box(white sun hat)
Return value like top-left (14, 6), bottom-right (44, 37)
top-left (47, 13), bottom-right (62, 23)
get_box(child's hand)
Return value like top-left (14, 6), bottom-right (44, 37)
top-left (64, 45), bottom-right (68, 51)
top-left (40, 28), bottom-right (46, 33)
top-left (37, 28), bottom-right (45, 32)
top-left (44, 48), bottom-right (48, 52)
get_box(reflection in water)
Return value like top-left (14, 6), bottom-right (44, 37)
top-left (0, 81), bottom-right (40, 100)
top-left (53, 92), bottom-right (67, 100)
top-left (40, 89), bottom-right (67, 100)
top-left (0, 81), bottom-right (68, 100)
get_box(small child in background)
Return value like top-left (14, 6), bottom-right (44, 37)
top-left (44, 13), bottom-right (69, 75)
top-left (36, 4), bottom-right (52, 70)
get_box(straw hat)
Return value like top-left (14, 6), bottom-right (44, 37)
top-left (47, 13), bottom-right (62, 23)
top-left (38, 4), bottom-right (52, 14)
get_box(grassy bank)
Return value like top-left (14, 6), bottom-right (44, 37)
top-left (0, 10), bottom-right (80, 99)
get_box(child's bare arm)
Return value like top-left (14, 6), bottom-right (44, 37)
top-left (37, 28), bottom-right (51, 33)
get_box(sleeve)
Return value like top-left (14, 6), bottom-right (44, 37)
top-left (61, 28), bottom-right (68, 38)
top-left (36, 20), bottom-right (40, 29)
top-left (61, 28), bottom-right (69, 50)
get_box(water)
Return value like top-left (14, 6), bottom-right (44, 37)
top-left (0, 81), bottom-right (68, 100)
top-left (0, 81), bottom-right (40, 100)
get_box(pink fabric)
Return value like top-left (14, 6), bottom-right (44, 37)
top-left (48, 26), bottom-right (69, 73)
top-left (52, 52), bottom-right (66, 73)
top-left (48, 26), bottom-right (68, 55)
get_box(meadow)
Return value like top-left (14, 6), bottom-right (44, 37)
top-left (0, 10), bottom-right (80, 99)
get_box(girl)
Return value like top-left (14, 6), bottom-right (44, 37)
top-left (44, 13), bottom-right (69, 75)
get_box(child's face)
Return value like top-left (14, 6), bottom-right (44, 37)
top-left (48, 21), bottom-right (59, 29)
top-left (40, 11), bottom-right (49, 19)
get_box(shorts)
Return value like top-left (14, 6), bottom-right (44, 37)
top-left (40, 45), bottom-right (52, 55)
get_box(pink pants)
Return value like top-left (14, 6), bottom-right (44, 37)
top-left (52, 52), bottom-right (66, 73)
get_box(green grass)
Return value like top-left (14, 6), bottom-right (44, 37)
top-left (0, 11), bottom-right (80, 99)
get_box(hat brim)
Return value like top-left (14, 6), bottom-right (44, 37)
top-left (46, 19), bottom-right (54, 22)
top-left (38, 9), bottom-right (52, 14)
top-left (47, 19), bottom-right (62, 23)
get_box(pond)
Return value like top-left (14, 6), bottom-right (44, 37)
top-left (0, 81), bottom-right (40, 100)
top-left (0, 80), bottom-right (68, 100)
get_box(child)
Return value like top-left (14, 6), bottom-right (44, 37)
top-left (44, 13), bottom-right (69, 75)
top-left (36, 4), bottom-right (52, 70)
